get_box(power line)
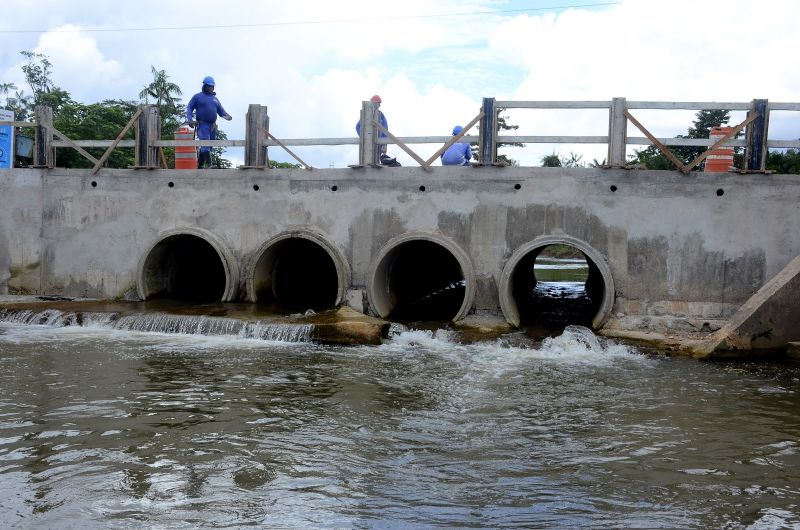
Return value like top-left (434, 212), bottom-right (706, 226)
top-left (0, 3), bottom-right (620, 34)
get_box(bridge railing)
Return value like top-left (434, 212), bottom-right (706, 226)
top-left (3, 97), bottom-right (799, 172)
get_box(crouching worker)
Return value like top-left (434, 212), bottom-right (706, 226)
top-left (186, 75), bottom-right (232, 168)
top-left (440, 125), bottom-right (471, 166)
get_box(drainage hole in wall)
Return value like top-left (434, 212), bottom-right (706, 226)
top-left (514, 183), bottom-right (521, 190)
top-left (419, 185), bottom-right (426, 192)
top-left (253, 184), bottom-right (260, 191)
top-left (610, 185), bottom-right (617, 192)
top-left (91, 181), bottom-right (97, 188)
top-left (716, 188), bottom-right (724, 196)
top-left (168, 182), bottom-right (174, 188)
top-left (331, 185), bottom-right (338, 192)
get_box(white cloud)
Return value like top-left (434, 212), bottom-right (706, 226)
top-left (35, 25), bottom-right (124, 99)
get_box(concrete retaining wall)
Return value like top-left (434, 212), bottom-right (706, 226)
top-left (1, 166), bottom-right (798, 333)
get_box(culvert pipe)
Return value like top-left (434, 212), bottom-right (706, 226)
top-left (137, 228), bottom-right (239, 302)
top-left (499, 235), bottom-right (615, 329)
top-left (247, 230), bottom-right (350, 312)
top-left (367, 232), bottom-right (475, 322)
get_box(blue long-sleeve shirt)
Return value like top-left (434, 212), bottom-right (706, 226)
top-left (441, 141), bottom-right (471, 165)
top-left (186, 91), bottom-right (228, 124)
top-left (356, 110), bottom-right (388, 137)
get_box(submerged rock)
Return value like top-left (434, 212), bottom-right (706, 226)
top-left (308, 307), bottom-right (390, 345)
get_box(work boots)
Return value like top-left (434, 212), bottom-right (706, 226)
top-left (198, 151), bottom-right (212, 169)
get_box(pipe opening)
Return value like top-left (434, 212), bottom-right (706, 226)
top-left (373, 240), bottom-right (466, 322)
top-left (252, 238), bottom-right (339, 312)
top-left (141, 234), bottom-right (227, 302)
top-left (510, 243), bottom-right (605, 329)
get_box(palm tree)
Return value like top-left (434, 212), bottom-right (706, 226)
top-left (139, 66), bottom-right (182, 117)
top-left (0, 82), bottom-right (17, 109)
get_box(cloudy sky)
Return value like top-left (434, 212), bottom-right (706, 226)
top-left (1, 0), bottom-right (798, 167)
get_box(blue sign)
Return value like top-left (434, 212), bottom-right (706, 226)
top-left (0, 109), bottom-right (14, 169)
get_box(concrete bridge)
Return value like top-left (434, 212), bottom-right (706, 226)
top-left (2, 164), bottom-right (799, 354)
top-left (2, 97), bottom-right (799, 354)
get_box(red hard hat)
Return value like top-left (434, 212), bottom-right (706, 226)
top-left (370, 94), bottom-right (382, 103)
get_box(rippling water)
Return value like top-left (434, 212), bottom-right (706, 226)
top-left (0, 322), bottom-right (798, 529)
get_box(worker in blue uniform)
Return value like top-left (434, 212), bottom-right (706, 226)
top-left (186, 75), bottom-right (232, 168)
top-left (441, 125), bottom-right (472, 166)
top-left (356, 94), bottom-right (388, 155)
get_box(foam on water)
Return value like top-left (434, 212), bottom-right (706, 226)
top-left (383, 324), bottom-right (645, 366)
top-left (0, 308), bottom-right (314, 346)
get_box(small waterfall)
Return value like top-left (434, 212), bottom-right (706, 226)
top-left (0, 308), bottom-right (314, 343)
top-left (113, 314), bottom-right (245, 336)
top-left (239, 321), bottom-right (314, 342)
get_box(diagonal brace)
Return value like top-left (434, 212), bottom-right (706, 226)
top-left (49, 126), bottom-right (99, 165)
top-left (374, 122), bottom-right (432, 172)
top-left (259, 126), bottom-right (313, 169)
top-left (624, 109), bottom-right (690, 173)
top-left (683, 113), bottom-right (756, 172)
top-left (424, 111), bottom-right (484, 166)
top-left (91, 108), bottom-right (142, 175)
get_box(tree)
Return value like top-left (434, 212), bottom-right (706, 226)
top-left (139, 66), bottom-right (187, 167)
top-left (53, 99), bottom-right (138, 169)
top-left (629, 109), bottom-right (732, 170)
top-left (766, 148), bottom-right (800, 174)
top-left (471, 108), bottom-right (523, 166)
top-left (210, 128), bottom-right (233, 168)
top-left (0, 82), bottom-right (17, 109)
top-left (139, 66), bottom-right (182, 109)
top-left (139, 66), bottom-right (183, 127)
top-left (496, 110), bottom-right (523, 166)
top-left (540, 152), bottom-right (584, 168)
top-left (20, 51), bottom-right (54, 105)
top-left (541, 153), bottom-right (562, 167)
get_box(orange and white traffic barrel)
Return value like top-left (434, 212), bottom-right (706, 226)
top-left (704, 126), bottom-right (734, 173)
top-left (174, 125), bottom-right (197, 169)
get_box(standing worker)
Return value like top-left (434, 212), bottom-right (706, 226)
top-left (440, 125), bottom-right (472, 166)
top-left (356, 94), bottom-right (389, 156)
top-left (186, 75), bottom-right (232, 168)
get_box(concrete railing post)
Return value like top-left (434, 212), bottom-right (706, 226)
top-left (244, 104), bottom-right (269, 168)
top-left (135, 104), bottom-right (160, 168)
top-left (745, 98), bottom-right (769, 172)
top-left (358, 100), bottom-right (380, 166)
top-left (608, 97), bottom-right (627, 168)
top-left (33, 105), bottom-right (54, 168)
top-left (477, 97), bottom-right (497, 165)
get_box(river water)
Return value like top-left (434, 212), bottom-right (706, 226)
top-left (0, 315), bottom-right (798, 529)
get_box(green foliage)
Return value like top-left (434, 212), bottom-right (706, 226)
top-left (0, 82), bottom-right (17, 109)
top-left (540, 153), bottom-right (561, 167)
top-left (5, 52), bottom-right (235, 170)
top-left (540, 152), bottom-right (584, 168)
top-left (496, 109), bottom-right (521, 166)
top-left (20, 51), bottom-right (54, 105)
top-left (269, 160), bottom-right (302, 169)
top-left (139, 65), bottom-right (185, 134)
top-left (766, 148), bottom-right (800, 174)
top-left (471, 108), bottom-right (522, 166)
top-left (538, 244), bottom-right (584, 259)
top-left (54, 100), bottom-right (138, 168)
top-left (210, 128), bottom-right (233, 168)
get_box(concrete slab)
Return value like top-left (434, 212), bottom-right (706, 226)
top-left (691, 254), bottom-right (800, 358)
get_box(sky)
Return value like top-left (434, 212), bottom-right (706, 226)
top-left (1, 0), bottom-right (798, 168)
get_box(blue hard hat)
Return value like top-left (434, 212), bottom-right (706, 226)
top-left (202, 75), bottom-right (216, 86)
top-left (452, 125), bottom-right (464, 135)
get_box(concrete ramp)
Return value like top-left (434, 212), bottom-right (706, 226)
top-left (692, 254), bottom-right (800, 358)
